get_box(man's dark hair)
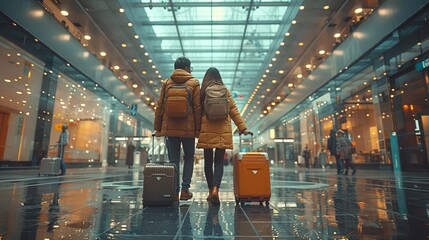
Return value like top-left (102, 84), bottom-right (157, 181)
top-left (174, 57), bottom-right (191, 70)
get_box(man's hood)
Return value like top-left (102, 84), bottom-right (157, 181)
top-left (170, 69), bottom-right (194, 83)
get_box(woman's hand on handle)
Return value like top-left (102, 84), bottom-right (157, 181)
top-left (239, 130), bottom-right (253, 136)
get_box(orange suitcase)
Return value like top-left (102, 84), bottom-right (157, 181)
top-left (233, 133), bottom-right (271, 206)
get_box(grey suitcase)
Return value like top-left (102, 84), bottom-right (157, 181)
top-left (142, 134), bottom-right (177, 206)
top-left (39, 157), bottom-right (61, 176)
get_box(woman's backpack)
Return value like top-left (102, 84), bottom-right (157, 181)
top-left (204, 83), bottom-right (230, 120)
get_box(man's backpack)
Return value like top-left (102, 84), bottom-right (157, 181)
top-left (164, 79), bottom-right (192, 118)
top-left (204, 83), bottom-right (230, 120)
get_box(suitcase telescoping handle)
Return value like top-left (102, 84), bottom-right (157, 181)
top-left (239, 132), bottom-right (254, 152)
top-left (151, 133), bottom-right (167, 163)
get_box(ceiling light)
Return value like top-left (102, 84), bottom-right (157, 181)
top-left (4, 79), bottom-right (11, 82)
top-left (288, 83), bottom-right (294, 88)
top-left (298, 42), bottom-right (304, 46)
top-left (334, 33), bottom-right (341, 38)
top-left (128, 22), bottom-right (133, 27)
top-left (140, 91), bottom-right (144, 95)
top-left (291, 20), bottom-right (297, 24)
top-left (354, 8), bottom-right (363, 14)
top-left (272, 80), bottom-right (277, 84)
top-left (276, 96), bottom-right (281, 100)
top-left (60, 10), bottom-right (69, 16)
top-left (299, 6), bottom-right (304, 10)
top-left (297, 74), bottom-right (303, 78)
top-left (266, 88), bottom-right (271, 92)
top-left (269, 64), bottom-right (273, 67)
top-left (119, 8), bottom-right (125, 13)
top-left (140, 44), bottom-right (144, 48)
top-left (149, 80), bottom-right (154, 84)
top-left (323, 5), bottom-right (329, 10)
top-left (132, 59), bottom-right (138, 63)
top-left (272, 58), bottom-right (277, 61)
top-left (285, 32), bottom-right (290, 37)
top-left (152, 65), bottom-right (156, 69)
top-left (261, 95), bottom-right (265, 98)
top-left (144, 52), bottom-right (149, 56)
top-left (271, 102), bottom-right (276, 106)
top-left (122, 75), bottom-right (128, 80)
top-left (121, 43), bottom-right (127, 48)
top-left (84, 35), bottom-right (91, 40)
top-left (275, 51), bottom-right (280, 54)
top-left (278, 70), bottom-right (284, 74)
top-left (142, 70), bottom-right (147, 74)
top-left (263, 74), bottom-right (267, 78)
top-left (132, 84), bottom-right (138, 88)
top-left (319, 50), bottom-right (326, 54)
top-left (113, 65), bottom-right (120, 70)
top-left (305, 64), bottom-right (312, 69)
top-left (100, 51), bottom-right (106, 57)
top-left (265, 70), bottom-right (270, 73)
top-left (134, 35), bottom-right (139, 39)
top-left (288, 57), bottom-right (293, 61)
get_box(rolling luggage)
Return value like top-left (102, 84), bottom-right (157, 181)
top-left (233, 133), bottom-right (271, 206)
top-left (142, 134), bottom-right (177, 206)
top-left (39, 144), bottom-right (61, 176)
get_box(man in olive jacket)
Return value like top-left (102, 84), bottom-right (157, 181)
top-left (154, 57), bottom-right (202, 201)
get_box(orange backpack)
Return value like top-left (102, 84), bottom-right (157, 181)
top-left (164, 79), bottom-right (192, 118)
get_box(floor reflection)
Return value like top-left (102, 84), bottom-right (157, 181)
top-left (0, 167), bottom-right (428, 239)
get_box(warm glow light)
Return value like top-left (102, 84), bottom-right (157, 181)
top-left (298, 42), bottom-right (304, 46)
top-left (119, 8), bottom-right (125, 13)
top-left (297, 74), bottom-right (303, 78)
top-left (113, 66), bottom-right (120, 70)
top-left (128, 22), bottom-right (133, 27)
top-left (319, 50), bottom-right (326, 54)
top-left (355, 8), bottom-right (363, 14)
top-left (60, 10), bottom-right (69, 16)
top-left (299, 6), bottom-right (304, 10)
top-left (291, 20), bottom-right (297, 24)
top-left (334, 33), bottom-right (341, 38)
top-left (121, 43), bottom-right (127, 48)
top-left (323, 5), bottom-right (329, 10)
top-left (100, 51), bottom-right (107, 57)
top-left (84, 35), bottom-right (91, 40)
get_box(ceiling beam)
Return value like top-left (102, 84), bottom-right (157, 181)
top-left (134, 2), bottom-right (291, 8)
top-left (152, 48), bottom-right (269, 53)
top-left (145, 35), bottom-right (276, 40)
top-left (138, 20), bottom-right (282, 25)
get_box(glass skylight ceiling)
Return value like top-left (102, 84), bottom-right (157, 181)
top-left (122, 0), bottom-right (295, 110)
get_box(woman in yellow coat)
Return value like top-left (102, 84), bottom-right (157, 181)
top-left (197, 67), bottom-right (251, 204)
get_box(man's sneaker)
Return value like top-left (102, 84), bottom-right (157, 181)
top-left (180, 190), bottom-right (193, 201)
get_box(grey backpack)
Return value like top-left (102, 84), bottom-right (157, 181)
top-left (204, 83), bottom-right (230, 120)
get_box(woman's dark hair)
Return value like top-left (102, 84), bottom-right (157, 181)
top-left (200, 67), bottom-right (225, 110)
top-left (174, 57), bottom-right (191, 70)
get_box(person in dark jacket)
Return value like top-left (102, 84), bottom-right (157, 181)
top-left (336, 130), bottom-right (356, 175)
top-left (327, 129), bottom-right (343, 174)
top-left (126, 141), bottom-right (135, 169)
top-left (302, 144), bottom-right (311, 169)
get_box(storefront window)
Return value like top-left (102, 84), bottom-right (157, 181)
top-left (0, 38), bottom-right (44, 162)
top-left (50, 74), bottom-right (110, 163)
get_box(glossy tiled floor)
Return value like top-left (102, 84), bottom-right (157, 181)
top-left (0, 163), bottom-right (428, 239)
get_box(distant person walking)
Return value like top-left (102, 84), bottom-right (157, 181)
top-left (318, 148), bottom-right (328, 169)
top-left (57, 124), bottom-right (69, 175)
top-left (197, 67), bottom-right (251, 205)
top-left (328, 129), bottom-right (343, 174)
top-left (336, 130), bottom-right (356, 175)
top-left (302, 144), bottom-right (311, 169)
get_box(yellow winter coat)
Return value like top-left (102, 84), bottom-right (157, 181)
top-left (197, 90), bottom-right (247, 149)
top-left (154, 69), bottom-right (201, 138)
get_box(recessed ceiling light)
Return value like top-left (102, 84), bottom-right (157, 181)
top-left (319, 50), bottom-right (326, 54)
top-left (119, 8), bottom-right (125, 13)
top-left (298, 42), bottom-right (304, 46)
top-left (288, 57), bottom-right (293, 61)
top-left (132, 84), bottom-right (138, 88)
top-left (297, 74), bottom-right (303, 78)
top-left (275, 51), bottom-right (280, 54)
top-left (334, 33), bottom-right (341, 38)
top-left (84, 35), bottom-right (91, 40)
top-left (272, 80), bottom-right (277, 84)
top-left (60, 10), bottom-right (69, 16)
top-left (122, 75), bottom-right (128, 80)
top-left (354, 8), bottom-right (363, 14)
top-left (288, 83), bottom-right (294, 88)
top-left (280, 42), bottom-right (285, 46)
top-left (144, 52), bottom-right (149, 56)
top-left (272, 58), bottom-right (277, 61)
top-left (140, 44), bottom-right (144, 48)
top-left (141, 70), bottom-right (147, 74)
top-left (113, 65), bottom-right (120, 70)
top-left (279, 70), bottom-right (284, 74)
top-left (285, 32), bottom-right (290, 36)
top-left (323, 5), bottom-right (329, 10)
top-left (291, 20), bottom-right (297, 24)
top-left (133, 59), bottom-right (138, 63)
top-left (128, 22), bottom-right (133, 27)
top-left (121, 43), bottom-right (127, 48)
top-left (306, 64), bottom-right (312, 69)
top-left (299, 6), bottom-right (304, 10)
top-left (100, 51), bottom-right (106, 57)
top-left (140, 91), bottom-right (145, 95)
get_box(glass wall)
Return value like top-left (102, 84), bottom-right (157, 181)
top-left (0, 37), bottom-right (44, 163)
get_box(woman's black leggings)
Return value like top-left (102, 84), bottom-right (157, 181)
top-left (204, 148), bottom-right (226, 189)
